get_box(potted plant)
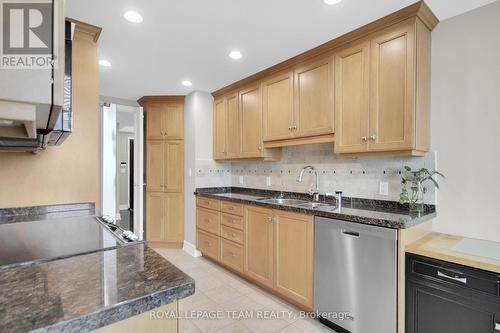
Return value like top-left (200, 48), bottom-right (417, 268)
top-left (399, 166), bottom-right (444, 213)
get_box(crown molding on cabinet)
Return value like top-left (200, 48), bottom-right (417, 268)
top-left (211, 1), bottom-right (438, 98)
top-left (137, 95), bottom-right (185, 107)
top-left (66, 17), bottom-right (102, 42)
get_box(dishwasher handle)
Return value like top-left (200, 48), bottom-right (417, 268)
top-left (342, 230), bottom-right (360, 238)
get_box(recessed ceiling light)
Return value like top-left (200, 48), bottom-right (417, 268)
top-left (99, 59), bottom-right (111, 67)
top-left (181, 80), bottom-right (193, 87)
top-left (229, 50), bottom-right (243, 60)
top-left (124, 11), bottom-right (143, 23)
top-left (323, 0), bottom-right (342, 4)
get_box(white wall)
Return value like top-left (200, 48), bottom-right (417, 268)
top-left (184, 91), bottom-right (231, 246)
top-left (431, 1), bottom-right (500, 242)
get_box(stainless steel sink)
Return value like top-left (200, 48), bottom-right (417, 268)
top-left (258, 198), bottom-right (310, 205)
top-left (297, 202), bottom-right (334, 210)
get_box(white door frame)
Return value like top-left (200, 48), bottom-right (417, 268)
top-left (133, 107), bottom-right (144, 240)
top-left (100, 103), bottom-right (117, 219)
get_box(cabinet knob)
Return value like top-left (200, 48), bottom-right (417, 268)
top-left (292, 125), bottom-right (297, 130)
top-left (361, 136), bottom-right (367, 141)
top-left (267, 216), bottom-right (272, 222)
top-left (370, 135), bottom-right (376, 141)
top-left (288, 126), bottom-right (292, 130)
top-left (258, 146), bottom-right (262, 150)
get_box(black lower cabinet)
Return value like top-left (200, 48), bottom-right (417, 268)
top-left (406, 253), bottom-right (500, 333)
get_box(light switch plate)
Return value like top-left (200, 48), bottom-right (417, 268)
top-left (239, 176), bottom-right (244, 185)
top-left (266, 176), bottom-right (271, 186)
top-left (379, 181), bottom-right (389, 196)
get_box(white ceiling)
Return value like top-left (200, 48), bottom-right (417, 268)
top-left (66, 0), bottom-right (496, 101)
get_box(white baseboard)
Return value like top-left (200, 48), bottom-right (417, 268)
top-left (182, 240), bottom-right (202, 258)
top-left (119, 204), bottom-right (129, 210)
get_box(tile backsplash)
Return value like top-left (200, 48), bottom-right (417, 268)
top-left (195, 143), bottom-right (437, 204)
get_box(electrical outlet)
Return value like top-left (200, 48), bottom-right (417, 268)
top-left (239, 176), bottom-right (244, 185)
top-left (379, 181), bottom-right (389, 196)
top-left (266, 176), bottom-right (272, 186)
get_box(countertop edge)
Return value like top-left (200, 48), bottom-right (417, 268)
top-left (32, 279), bottom-right (195, 333)
top-left (194, 192), bottom-right (435, 229)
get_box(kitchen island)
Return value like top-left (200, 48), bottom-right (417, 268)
top-left (0, 204), bottom-right (194, 333)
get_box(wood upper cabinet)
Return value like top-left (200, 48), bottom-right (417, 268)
top-left (262, 72), bottom-right (294, 141)
top-left (213, 98), bottom-right (227, 159)
top-left (164, 104), bottom-right (184, 139)
top-left (273, 210), bottom-right (313, 308)
top-left (146, 103), bottom-right (183, 140)
top-left (334, 41), bottom-right (370, 153)
top-left (146, 104), bottom-right (165, 140)
top-left (244, 206), bottom-right (274, 288)
top-left (294, 57), bottom-right (334, 138)
top-left (146, 140), bottom-right (164, 192)
top-left (240, 85), bottom-right (263, 158)
top-left (334, 19), bottom-right (431, 156)
top-left (226, 93), bottom-right (241, 158)
top-left (369, 22), bottom-right (415, 151)
top-left (163, 141), bottom-right (183, 192)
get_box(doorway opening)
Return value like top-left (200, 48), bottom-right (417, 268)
top-left (100, 102), bottom-right (144, 240)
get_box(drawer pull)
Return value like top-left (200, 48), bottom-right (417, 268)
top-left (437, 271), bottom-right (467, 284)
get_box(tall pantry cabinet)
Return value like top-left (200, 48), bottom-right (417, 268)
top-left (138, 96), bottom-right (184, 247)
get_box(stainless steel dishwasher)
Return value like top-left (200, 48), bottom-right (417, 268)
top-left (314, 217), bottom-right (398, 333)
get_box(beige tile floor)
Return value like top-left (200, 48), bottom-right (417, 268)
top-left (154, 248), bottom-right (335, 333)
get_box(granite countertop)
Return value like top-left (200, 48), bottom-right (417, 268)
top-left (0, 243), bottom-right (195, 333)
top-left (195, 187), bottom-right (436, 229)
top-left (406, 232), bottom-right (500, 274)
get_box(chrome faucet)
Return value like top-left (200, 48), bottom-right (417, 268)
top-left (297, 165), bottom-right (320, 202)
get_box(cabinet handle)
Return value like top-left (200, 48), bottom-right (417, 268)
top-left (292, 125), bottom-right (297, 130)
top-left (288, 126), bottom-right (292, 130)
top-left (268, 216), bottom-right (272, 222)
top-left (437, 271), bottom-right (467, 284)
top-left (369, 135), bottom-right (376, 141)
top-left (361, 136), bottom-right (367, 141)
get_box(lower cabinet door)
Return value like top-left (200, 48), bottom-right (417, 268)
top-left (164, 193), bottom-right (183, 243)
top-left (146, 192), bottom-right (164, 242)
top-left (220, 238), bottom-right (244, 273)
top-left (244, 206), bottom-right (274, 288)
top-left (273, 211), bottom-right (314, 308)
top-left (197, 229), bottom-right (220, 261)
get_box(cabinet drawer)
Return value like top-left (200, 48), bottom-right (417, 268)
top-left (197, 230), bottom-right (220, 260)
top-left (197, 197), bottom-right (220, 211)
top-left (221, 201), bottom-right (244, 216)
top-left (220, 225), bottom-right (244, 244)
top-left (220, 238), bottom-right (244, 272)
top-left (221, 213), bottom-right (244, 231)
top-left (197, 208), bottom-right (220, 235)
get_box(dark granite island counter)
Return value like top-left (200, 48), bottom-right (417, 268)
top-left (0, 243), bottom-right (194, 333)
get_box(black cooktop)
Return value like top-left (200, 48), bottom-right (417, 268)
top-left (0, 216), bottom-right (126, 268)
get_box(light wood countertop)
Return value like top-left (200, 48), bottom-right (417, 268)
top-left (406, 232), bottom-right (500, 274)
